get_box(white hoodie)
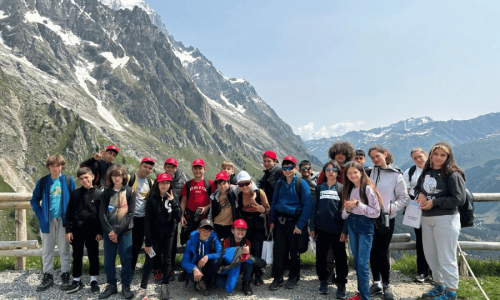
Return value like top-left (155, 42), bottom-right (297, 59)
top-left (369, 164), bottom-right (410, 219)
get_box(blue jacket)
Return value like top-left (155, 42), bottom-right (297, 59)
top-left (216, 246), bottom-right (253, 293)
top-left (30, 173), bottom-right (76, 233)
top-left (270, 175), bottom-right (311, 230)
top-left (181, 230), bottom-right (222, 274)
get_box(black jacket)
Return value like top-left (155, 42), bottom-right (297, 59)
top-left (258, 163), bottom-right (283, 201)
top-left (144, 195), bottom-right (182, 247)
top-left (65, 186), bottom-right (102, 235)
top-left (208, 189), bottom-right (239, 223)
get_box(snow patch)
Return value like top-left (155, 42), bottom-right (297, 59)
top-left (100, 52), bottom-right (129, 69)
top-left (99, 0), bottom-right (154, 14)
top-left (24, 11), bottom-right (81, 46)
top-left (364, 128), bottom-right (391, 138)
top-left (0, 10), bottom-right (9, 19)
top-left (230, 78), bottom-right (245, 83)
top-left (85, 40), bottom-right (99, 47)
top-left (173, 48), bottom-right (198, 64)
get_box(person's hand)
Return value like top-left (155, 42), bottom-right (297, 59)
top-left (200, 205), bottom-right (209, 215)
top-left (193, 268), bottom-right (203, 282)
top-left (108, 231), bottom-right (118, 243)
top-left (309, 231), bottom-right (315, 238)
top-left (344, 199), bottom-right (357, 211)
top-left (197, 255), bottom-right (209, 268)
top-left (144, 247), bottom-right (152, 255)
top-left (270, 223), bottom-right (274, 232)
top-left (95, 234), bottom-right (103, 242)
top-left (340, 233), bottom-right (347, 242)
top-left (65, 233), bottom-right (73, 243)
top-left (181, 216), bottom-right (187, 226)
top-left (417, 193), bottom-right (427, 205)
top-left (94, 150), bottom-right (105, 161)
top-left (241, 245), bottom-right (250, 255)
top-left (293, 226), bottom-right (302, 234)
top-left (420, 199), bottom-right (434, 210)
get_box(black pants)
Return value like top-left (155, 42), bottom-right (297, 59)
top-left (315, 229), bottom-right (348, 284)
top-left (180, 216), bottom-right (202, 246)
top-left (189, 259), bottom-right (219, 285)
top-left (415, 226), bottom-right (431, 276)
top-left (140, 234), bottom-right (175, 288)
top-left (71, 227), bottom-right (99, 278)
top-left (214, 224), bottom-right (232, 241)
top-left (370, 217), bottom-right (395, 284)
top-left (245, 217), bottom-right (266, 275)
top-left (154, 224), bottom-right (179, 272)
top-left (131, 217), bottom-right (145, 272)
top-left (272, 219), bottom-right (301, 279)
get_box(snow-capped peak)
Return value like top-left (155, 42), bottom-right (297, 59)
top-left (99, 0), bottom-right (153, 14)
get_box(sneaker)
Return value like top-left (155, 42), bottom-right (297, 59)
top-left (254, 272), bottom-right (264, 286)
top-left (285, 277), bottom-right (299, 289)
top-left (66, 280), bottom-right (84, 294)
top-left (154, 269), bottom-right (163, 284)
top-left (178, 270), bottom-right (187, 282)
top-left (268, 277), bottom-right (285, 291)
top-left (36, 273), bottom-right (54, 292)
top-left (90, 280), bottom-right (100, 293)
top-left (122, 285), bottom-right (134, 299)
top-left (432, 290), bottom-right (457, 300)
top-left (369, 283), bottom-right (383, 296)
top-left (60, 272), bottom-right (71, 290)
top-left (319, 280), bottom-right (329, 295)
top-left (336, 284), bottom-right (347, 299)
top-left (133, 288), bottom-right (147, 300)
top-left (346, 293), bottom-right (361, 300)
top-left (242, 281), bottom-right (253, 296)
top-left (422, 284), bottom-right (446, 298)
top-left (99, 284), bottom-right (118, 299)
top-left (414, 274), bottom-right (432, 284)
top-left (160, 284), bottom-right (170, 300)
top-left (383, 284), bottom-right (394, 300)
top-left (195, 280), bottom-right (210, 296)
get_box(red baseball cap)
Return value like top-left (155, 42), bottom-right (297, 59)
top-left (282, 155), bottom-right (297, 165)
top-left (233, 219), bottom-right (248, 229)
top-left (215, 171), bottom-right (229, 182)
top-left (263, 150), bottom-right (277, 161)
top-left (141, 157), bottom-right (155, 165)
top-left (192, 158), bottom-right (205, 167)
top-left (157, 173), bottom-right (172, 182)
top-left (106, 145), bottom-right (119, 154)
top-left (165, 158), bottom-right (178, 166)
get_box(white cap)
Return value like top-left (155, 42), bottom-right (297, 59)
top-left (236, 171), bottom-right (252, 183)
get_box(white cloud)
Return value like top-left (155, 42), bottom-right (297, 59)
top-left (295, 120), bottom-right (366, 141)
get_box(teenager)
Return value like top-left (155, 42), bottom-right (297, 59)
top-left (134, 173), bottom-right (182, 300)
top-left (317, 141), bottom-right (356, 185)
top-left (414, 143), bottom-right (466, 300)
top-left (65, 168), bottom-right (102, 294)
top-left (354, 149), bottom-right (372, 176)
top-left (342, 162), bottom-right (382, 300)
top-left (310, 160), bottom-right (347, 298)
top-left (99, 165), bottom-right (136, 299)
top-left (80, 145), bottom-right (119, 189)
top-left (269, 155), bottom-right (311, 291)
top-left (221, 160), bottom-right (237, 185)
top-left (208, 172), bottom-right (238, 240)
top-left (257, 150), bottom-right (283, 202)
top-left (368, 145), bottom-right (410, 300)
top-left (30, 154), bottom-right (76, 292)
top-left (298, 160), bottom-right (319, 203)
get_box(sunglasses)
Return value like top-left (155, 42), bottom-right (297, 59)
top-left (325, 167), bottom-right (339, 173)
top-left (300, 166), bottom-right (311, 171)
top-left (238, 181), bottom-right (251, 188)
top-left (282, 165), bottom-right (295, 171)
top-left (111, 173), bottom-right (124, 177)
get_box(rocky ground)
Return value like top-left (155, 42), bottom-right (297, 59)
top-left (0, 265), bottom-right (431, 300)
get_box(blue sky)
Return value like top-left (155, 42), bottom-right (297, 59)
top-left (145, 0), bottom-right (500, 140)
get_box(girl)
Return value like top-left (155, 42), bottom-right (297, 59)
top-left (414, 143), bottom-right (465, 300)
top-left (368, 145), bottom-right (410, 300)
top-left (341, 162), bottom-right (381, 300)
top-left (309, 160), bottom-right (348, 298)
top-left (134, 173), bottom-right (182, 300)
top-left (208, 172), bottom-right (239, 240)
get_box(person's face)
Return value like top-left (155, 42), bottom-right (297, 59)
top-left (78, 173), bottom-right (94, 189)
top-left (138, 163), bottom-right (154, 178)
top-left (111, 172), bottom-right (124, 186)
top-left (232, 227), bottom-right (247, 240)
top-left (299, 164), bottom-right (312, 179)
top-left (238, 181), bottom-right (252, 194)
top-left (222, 166), bottom-right (234, 176)
top-left (370, 150), bottom-right (387, 168)
top-left (164, 163), bottom-right (177, 176)
top-left (412, 151), bottom-right (427, 169)
top-left (324, 164), bottom-right (338, 181)
top-left (263, 157), bottom-right (275, 171)
top-left (192, 165), bottom-right (206, 179)
top-left (354, 155), bottom-right (366, 165)
top-left (103, 150), bottom-right (117, 163)
top-left (48, 163), bottom-right (63, 178)
top-left (198, 227), bottom-right (212, 241)
top-left (158, 180), bottom-right (171, 194)
top-left (334, 153), bottom-right (347, 164)
top-left (431, 148), bottom-right (448, 170)
top-left (346, 167), bottom-right (362, 187)
top-left (217, 180), bottom-right (229, 193)
top-left (282, 164), bottom-right (296, 179)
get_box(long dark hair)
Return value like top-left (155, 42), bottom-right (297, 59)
top-left (424, 142), bottom-right (465, 180)
top-left (342, 162), bottom-right (383, 208)
top-left (321, 160), bottom-right (341, 183)
top-left (149, 179), bottom-right (174, 199)
top-left (368, 145), bottom-right (394, 165)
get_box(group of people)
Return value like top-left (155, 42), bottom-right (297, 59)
top-left (29, 141), bottom-right (466, 300)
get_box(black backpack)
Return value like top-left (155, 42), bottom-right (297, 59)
top-left (460, 189), bottom-right (474, 228)
top-left (408, 165), bottom-right (417, 182)
top-left (362, 187), bottom-right (389, 234)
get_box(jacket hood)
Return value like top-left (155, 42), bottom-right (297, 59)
top-left (374, 163), bottom-right (403, 174)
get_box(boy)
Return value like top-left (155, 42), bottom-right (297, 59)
top-left (65, 167), bottom-right (102, 294)
top-left (128, 157), bottom-right (155, 273)
top-left (181, 219), bottom-right (222, 296)
top-left (269, 155), bottom-right (311, 291)
top-left (81, 145), bottom-right (119, 189)
top-left (221, 160), bottom-right (237, 185)
top-left (30, 154), bottom-right (76, 292)
top-left (354, 149), bottom-right (372, 176)
top-left (257, 151), bottom-right (283, 202)
top-left (221, 219), bottom-right (267, 296)
top-left (298, 160), bottom-right (319, 203)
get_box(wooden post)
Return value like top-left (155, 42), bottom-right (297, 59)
top-left (14, 186), bottom-right (27, 270)
top-left (458, 250), bottom-right (470, 277)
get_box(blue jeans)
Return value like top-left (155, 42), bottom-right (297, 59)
top-left (103, 231), bottom-right (132, 286)
top-left (347, 214), bottom-right (374, 300)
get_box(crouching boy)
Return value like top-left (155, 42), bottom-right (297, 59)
top-left (181, 219), bottom-right (221, 296)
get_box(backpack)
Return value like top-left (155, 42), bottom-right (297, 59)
top-left (39, 174), bottom-right (72, 196)
top-left (459, 189), bottom-right (474, 228)
top-left (362, 187), bottom-right (390, 234)
top-left (408, 165), bottom-right (417, 182)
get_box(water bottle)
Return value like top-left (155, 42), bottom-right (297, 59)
top-left (384, 214), bottom-right (390, 227)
